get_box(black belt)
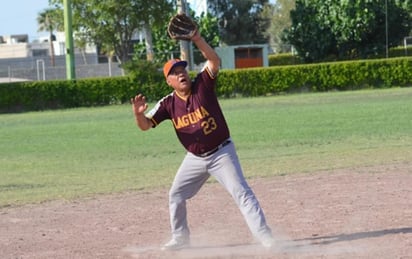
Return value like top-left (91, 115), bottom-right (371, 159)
top-left (196, 139), bottom-right (231, 157)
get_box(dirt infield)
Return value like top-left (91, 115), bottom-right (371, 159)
top-left (1, 163), bottom-right (411, 259)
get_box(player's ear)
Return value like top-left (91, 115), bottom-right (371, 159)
top-left (166, 77), bottom-right (172, 86)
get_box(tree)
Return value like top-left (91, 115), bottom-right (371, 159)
top-left (207, 0), bottom-right (271, 45)
top-left (37, 8), bottom-right (63, 66)
top-left (283, 0), bottom-right (338, 62)
top-left (133, 22), bottom-right (180, 64)
top-left (73, 31), bottom-right (90, 64)
top-left (192, 12), bottom-right (220, 64)
top-left (131, 9), bottom-right (219, 65)
top-left (284, 0), bottom-right (412, 62)
top-left (191, 11), bottom-right (220, 49)
top-left (51, 0), bottom-right (174, 64)
top-left (265, 0), bottom-right (295, 53)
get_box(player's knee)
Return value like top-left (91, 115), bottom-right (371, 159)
top-left (169, 188), bottom-right (186, 203)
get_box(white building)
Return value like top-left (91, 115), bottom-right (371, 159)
top-left (0, 35), bottom-right (38, 58)
top-left (0, 32), bottom-right (98, 60)
top-left (0, 33), bottom-right (112, 82)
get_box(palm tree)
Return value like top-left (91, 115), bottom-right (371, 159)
top-left (37, 8), bottom-right (63, 67)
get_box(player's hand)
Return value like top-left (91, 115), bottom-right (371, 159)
top-left (131, 94), bottom-right (148, 115)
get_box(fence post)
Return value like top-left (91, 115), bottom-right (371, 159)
top-left (36, 59), bottom-right (45, 81)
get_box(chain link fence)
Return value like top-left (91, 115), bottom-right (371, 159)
top-left (0, 54), bottom-right (124, 83)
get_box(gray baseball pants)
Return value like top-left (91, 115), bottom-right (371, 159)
top-left (168, 139), bottom-right (273, 242)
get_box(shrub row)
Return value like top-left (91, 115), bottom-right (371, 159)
top-left (0, 76), bottom-right (170, 113)
top-left (217, 57), bottom-right (411, 97)
top-left (269, 46), bottom-right (412, 66)
top-left (1, 57), bottom-right (411, 113)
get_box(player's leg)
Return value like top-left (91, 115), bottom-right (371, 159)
top-left (164, 153), bottom-right (209, 250)
top-left (208, 141), bottom-right (274, 246)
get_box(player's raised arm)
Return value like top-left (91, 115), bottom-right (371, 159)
top-left (191, 31), bottom-right (220, 77)
top-left (131, 94), bottom-right (153, 131)
top-left (167, 13), bottom-right (220, 77)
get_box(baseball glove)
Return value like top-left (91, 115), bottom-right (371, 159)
top-left (167, 13), bottom-right (198, 41)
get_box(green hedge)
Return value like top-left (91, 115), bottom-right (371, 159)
top-left (217, 57), bottom-right (411, 97)
top-left (269, 46), bottom-right (412, 66)
top-left (1, 57), bottom-right (411, 113)
top-left (0, 76), bottom-right (169, 113)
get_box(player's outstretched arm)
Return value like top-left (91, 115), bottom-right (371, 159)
top-left (167, 13), bottom-right (220, 76)
top-left (191, 31), bottom-right (220, 76)
top-left (131, 94), bottom-right (153, 131)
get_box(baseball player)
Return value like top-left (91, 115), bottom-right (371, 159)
top-left (131, 14), bottom-right (275, 250)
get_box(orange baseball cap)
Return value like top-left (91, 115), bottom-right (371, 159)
top-left (163, 59), bottom-right (187, 78)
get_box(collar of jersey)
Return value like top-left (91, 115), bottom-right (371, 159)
top-left (174, 90), bottom-right (191, 101)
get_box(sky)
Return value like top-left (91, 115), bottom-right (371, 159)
top-left (0, 0), bottom-right (50, 41)
top-left (0, 0), bottom-right (204, 42)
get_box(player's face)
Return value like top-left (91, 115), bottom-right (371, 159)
top-left (167, 66), bottom-right (191, 92)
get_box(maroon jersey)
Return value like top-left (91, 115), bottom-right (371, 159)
top-left (147, 68), bottom-right (230, 155)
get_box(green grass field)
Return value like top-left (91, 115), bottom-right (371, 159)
top-left (1, 87), bottom-right (411, 207)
